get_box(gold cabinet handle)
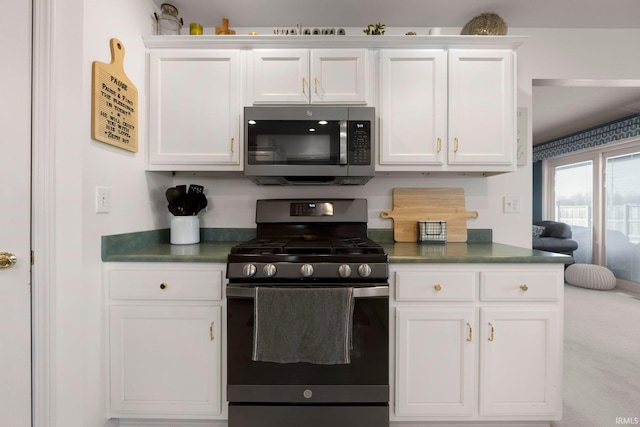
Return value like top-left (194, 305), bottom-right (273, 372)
top-left (302, 77), bottom-right (307, 95)
top-left (159, 282), bottom-right (168, 290)
top-left (437, 138), bottom-right (442, 153)
top-left (434, 284), bottom-right (442, 292)
top-left (230, 138), bottom-right (235, 154)
top-left (466, 322), bottom-right (473, 342)
top-left (210, 321), bottom-right (215, 341)
top-left (520, 284), bottom-right (529, 292)
top-left (454, 137), bottom-right (459, 153)
top-left (314, 77), bottom-right (319, 94)
top-left (488, 322), bottom-right (495, 341)
top-left (0, 252), bottom-right (18, 270)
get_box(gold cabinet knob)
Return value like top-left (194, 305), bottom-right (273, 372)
top-left (160, 283), bottom-right (168, 290)
top-left (519, 284), bottom-right (529, 292)
top-left (434, 284), bottom-right (442, 292)
top-left (0, 252), bottom-right (18, 270)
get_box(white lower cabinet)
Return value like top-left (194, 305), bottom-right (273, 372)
top-left (396, 307), bottom-right (475, 416)
top-left (391, 264), bottom-right (563, 424)
top-left (479, 307), bottom-right (560, 416)
top-left (105, 263), bottom-right (226, 420)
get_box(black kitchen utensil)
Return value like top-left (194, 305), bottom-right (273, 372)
top-left (188, 191), bottom-right (200, 215)
top-left (187, 184), bottom-right (206, 215)
top-left (188, 184), bottom-right (204, 194)
top-left (178, 192), bottom-right (192, 214)
top-left (166, 187), bottom-right (183, 215)
top-left (167, 203), bottom-right (181, 216)
top-left (195, 192), bottom-right (207, 214)
top-left (167, 184), bottom-right (205, 215)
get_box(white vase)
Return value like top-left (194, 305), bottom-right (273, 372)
top-left (170, 216), bottom-right (200, 245)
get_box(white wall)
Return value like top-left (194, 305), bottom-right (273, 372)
top-left (47, 1), bottom-right (164, 426)
top-left (45, 6), bottom-right (640, 424)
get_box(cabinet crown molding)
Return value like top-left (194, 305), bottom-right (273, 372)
top-left (143, 35), bottom-right (528, 50)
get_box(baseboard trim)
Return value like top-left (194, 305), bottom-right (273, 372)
top-left (390, 423), bottom-right (551, 427)
top-left (115, 419), bottom-right (552, 427)
top-left (615, 278), bottom-right (640, 296)
top-left (116, 420), bottom-right (227, 427)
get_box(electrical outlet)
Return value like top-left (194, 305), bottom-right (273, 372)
top-left (503, 196), bottom-right (520, 213)
top-left (96, 186), bottom-right (111, 213)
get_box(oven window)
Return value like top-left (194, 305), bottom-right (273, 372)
top-left (247, 120), bottom-right (341, 165)
top-left (227, 296), bottom-right (389, 386)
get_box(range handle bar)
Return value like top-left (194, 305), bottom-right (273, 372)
top-left (226, 285), bottom-right (389, 299)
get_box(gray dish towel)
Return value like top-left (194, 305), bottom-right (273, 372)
top-left (252, 287), bottom-right (355, 364)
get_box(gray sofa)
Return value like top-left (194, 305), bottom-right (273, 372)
top-left (532, 220), bottom-right (578, 257)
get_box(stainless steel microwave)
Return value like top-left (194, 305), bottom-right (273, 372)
top-left (244, 106), bottom-right (375, 185)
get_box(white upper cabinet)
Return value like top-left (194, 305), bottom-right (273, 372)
top-left (378, 48), bottom-right (517, 173)
top-left (378, 50), bottom-right (447, 167)
top-left (147, 49), bottom-right (242, 171)
top-left (143, 35), bottom-right (524, 173)
top-left (447, 50), bottom-right (515, 170)
top-left (250, 49), bottom-right (369, 104)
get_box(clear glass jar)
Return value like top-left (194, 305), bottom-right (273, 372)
top-left (157, 3), bottom-right (182, 35)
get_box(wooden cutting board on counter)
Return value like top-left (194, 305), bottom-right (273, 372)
top-left (380, 188), bottom-right (479, 242)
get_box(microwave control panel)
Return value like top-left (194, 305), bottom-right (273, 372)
top-left (347, 121), bottom-right (371, 165)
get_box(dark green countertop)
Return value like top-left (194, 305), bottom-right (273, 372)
top-left (102, 228), bottom-right (572, 264)
top-left (383, 242), bottom-right (571, 264)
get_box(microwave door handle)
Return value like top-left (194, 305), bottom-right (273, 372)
top-left (339, 120), bottom-right (348, 165)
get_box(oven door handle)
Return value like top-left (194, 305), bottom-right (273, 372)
top-left (226, 286), bottom-right (389, 299)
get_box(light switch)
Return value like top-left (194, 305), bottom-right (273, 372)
top-left (503, 196), bottom-right (520, 213)
top-left (96, 186), bottom-right (111, 213)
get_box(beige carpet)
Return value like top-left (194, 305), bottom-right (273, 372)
top-left (552, 284), bottom-right (640, 427)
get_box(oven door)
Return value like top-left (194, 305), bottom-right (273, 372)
top-left (226, 285), bottom-right (389, 404)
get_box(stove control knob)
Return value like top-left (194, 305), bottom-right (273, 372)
top-left (338, 264), bottom-right (352, 278)
top-left (300, 264), bottom-right (314, 278)
top-left (358, 264), bottom-right (372, 278)
top-left (263, 263), bottom-right (277, 277)
top-left (242, 264), bottom-right (257, 277)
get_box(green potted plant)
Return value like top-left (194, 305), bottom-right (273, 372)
top-left (363, 23), bottom-right (385, 35)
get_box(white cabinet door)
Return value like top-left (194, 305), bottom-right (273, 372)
top-left (378, 50), bottom-right (447, 168)
top-left (448, 50), bottom-right (515, 168)
top-left (396, 307), bottom-right (474, 416)
top-left (310, 49), bottom-right (368, 104)
top-left (251, 49), bottom-right (368, 104)
top-left (109, 305), bottom-right (222, 418)
top-left (479, 307), bottom-right (561, 416)
top-left (251, 49), bottom-right (310, 104)
top-left (148, 49), bottom-right (241, 170)
top-left (378, 49), bottom-right (516, 172)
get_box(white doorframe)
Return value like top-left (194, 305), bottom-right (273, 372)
top-left (32, 0), bottom-right (56, 424)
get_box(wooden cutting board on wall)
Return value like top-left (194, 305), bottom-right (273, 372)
top-left (91, 38), bottom-right (138, 152)
top-left (380, 188), bottom-right (479, 242)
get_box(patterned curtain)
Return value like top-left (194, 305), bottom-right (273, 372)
top-left (533, 113), bottom-right (640, 162)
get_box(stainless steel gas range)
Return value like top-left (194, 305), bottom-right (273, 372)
top-left (226, 198), bottom-right (389, 427)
